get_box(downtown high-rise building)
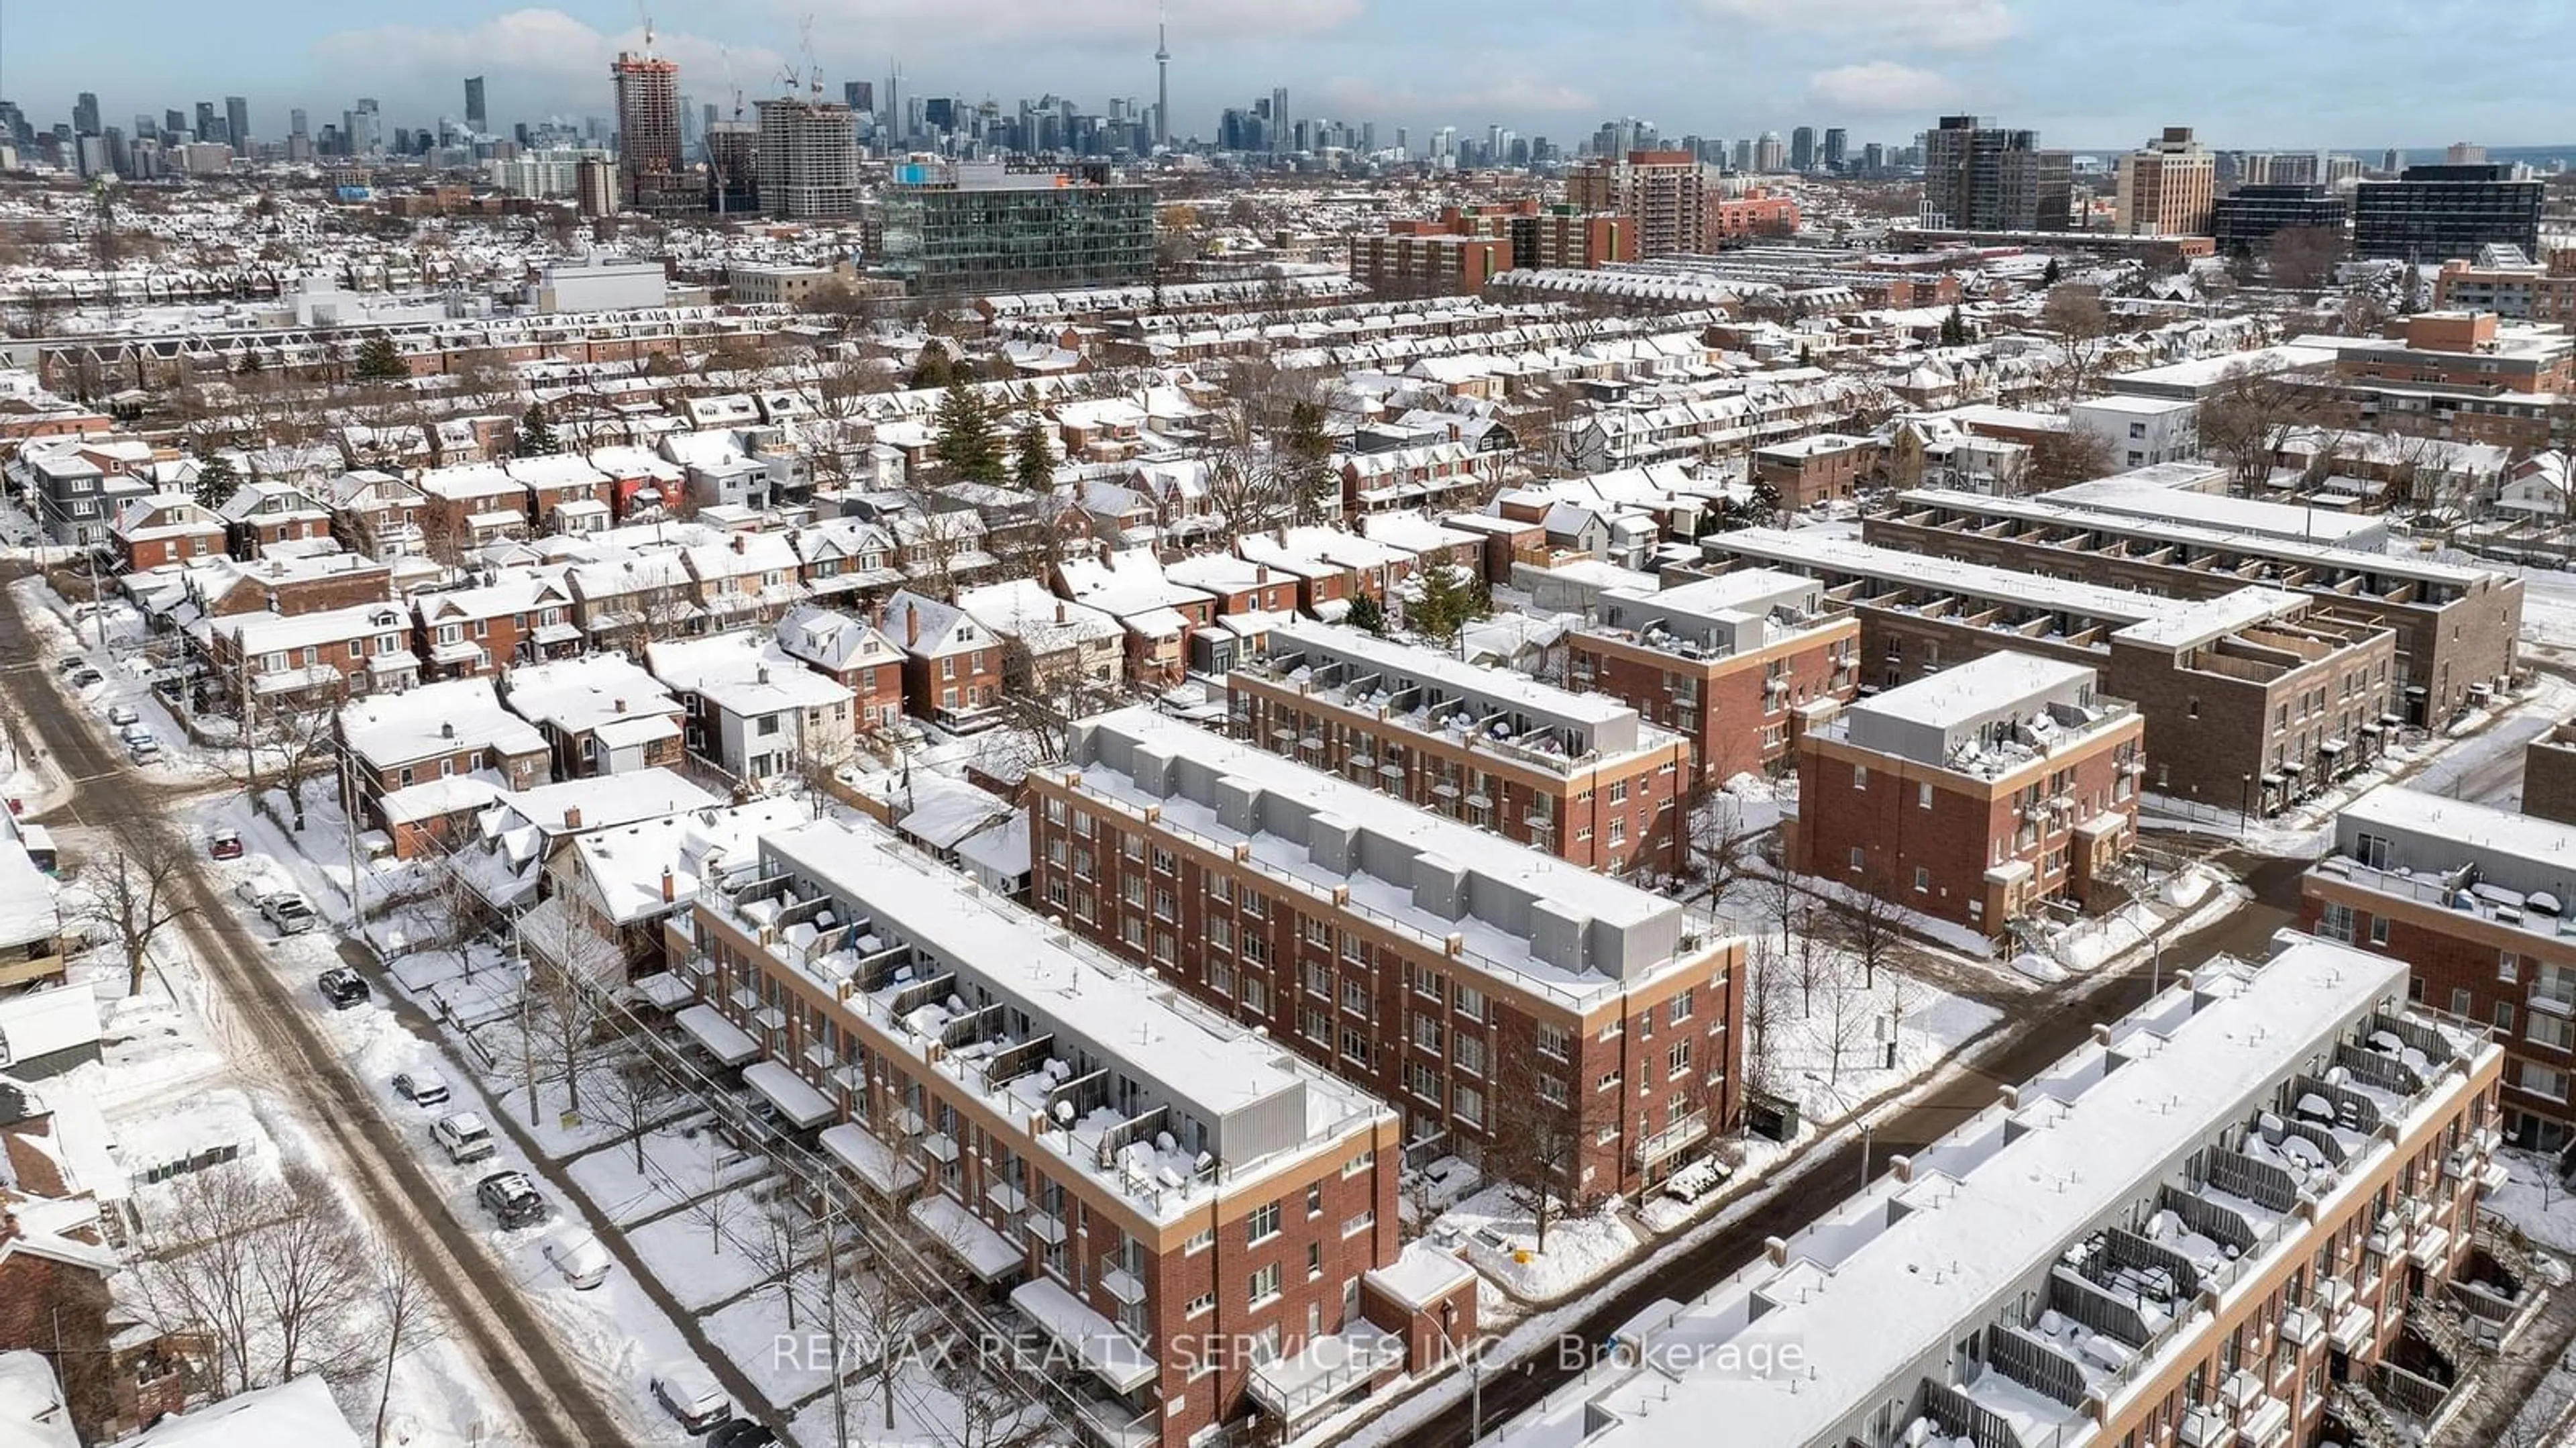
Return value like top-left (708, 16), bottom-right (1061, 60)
top-left (464, 76), bottom-right (487, 134)
top-left (2113, 125), bottom-right (2215, 236)
top-left (754, 96), bottom-right (857, 217)
top-left (225, 97), bottom-right (250, 156)
top-left (1921, 114), bottom-right (2072, 231)
top-left (1788, 125), bottom-right (1816, 170)
top-left (193, 101), bottom-right (218, 144)
top-left (1822, 126), bottom-right (1848, 171)
top-left (72, 93), bottom-right (99, 136)
top-left (613, 47), bottom-right (702, 215)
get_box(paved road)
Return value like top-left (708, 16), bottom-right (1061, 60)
top-left (0, 578), bottom-right (633, 1447)
top-left (1384, 852), bottom-right (2307, 1447)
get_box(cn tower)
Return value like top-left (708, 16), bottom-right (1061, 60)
top-left (1154, 2), bottom-right (1171, 150)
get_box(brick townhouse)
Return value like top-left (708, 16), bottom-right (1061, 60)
top-left (496, 653), bottom-right (688, 780)
top-left (415, 460), bottom-right (533, 555)
top-left (1750, 432), bottom-right (1876, 510)
top-left (1789, 651), bottom-right (2144, 936)
top-left (2303, 784), bottom-right (2576, 1151)
top-left (216, 480), bottom-right (334, 558)
top-left (321, 469), bottom-right (429, 558)
top-left (1568, 570), bottom-right (1860, 785)
top-left (337, 676), bottom-right (551, 854)
top-left (205, 599), bottom-right (421, 708)
top-left (1027, 708), bottom-right (1746, 1199)
top-left (1866, 487), bottom-right (2522, 725)
top-left (676, 815), bottom-right (1468, 1447)
top-left (772, 606), bottom-right (908, 731)
top-left (1232, 621), bottom-right (1689, 878)
top-left (108, 493), bottom-right (227, 571)
top-left (877, 590), bottom-right (1007, 731)
top-left (414, 576), bottom-right (582, 679)
top-left (1498, 936), bottom-right (2513, 1448)
top-left (506, 453), bottom-right (615, 532)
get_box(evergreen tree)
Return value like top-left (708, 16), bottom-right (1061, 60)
top-left (352, 333), bottom-right (408, 382)
top-left (235, 348), bottom-right (262, 376)
top-left (1939, 304), bottom-right (1968, 348)
top-left (1409, 566), bottom-right (1490, 645)
top-left (1344, 590), bottom-right (1387, 637)
top-left (1276, 401), bottom-right (1338, 523)
top-left (1012, 417), bottom-right (1056, 493)
top-left (908, 346), bottom-right (955, 391)
top-left (932, 380), bottom-right (1004, 484)
top-left (191, 452), bottom-right (238, 511)
top-left (2040, 258), bottom-right (2062, 287)
top-left (518, 403), bottom-right (559, 457)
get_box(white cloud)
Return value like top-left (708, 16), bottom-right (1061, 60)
top-left (1319, 74), bottom-right (1597, 119)
top-left (791, 0), bottom-right (1364, 48)
top-left (1701, 0), bottom-right (2014, 51)
top-left (312, 9), bottom-right (781, 103)
top-left (1805, 61), bottom-right (1966, 113)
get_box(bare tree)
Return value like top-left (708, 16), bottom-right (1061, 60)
top-left (2036, 286), bottom-right (2117, 410)
top-left (1818, 953), bottom-right (1872, 1085)
top-left (76, 841), bottom-right (199, 995)
top-left (368, 1231), bottom-right (447, 1448)
top-left (1790, 898), bottom-right (1833, 1018)
top-left (839, 1217), bottom-right (938, 1433)
top-left (741, 1184), bottom-right (817, 1332)
top-left (519, 924), bottom-right (615, 1121)
top-left (1833, 875), bottom-right (1909, 990)
top-left (246, 1163), bottom-right (370, 1384)
top-left (1739, 935), bottom-right (1789, 1099)
top-left (582, 1051), bottom-right (678, 1174)
top-left (2266, 226), bottom-right (2347, 292)
top-left (2027, 425), bottom-right (2116, 490)
top-left (2198, 362), bottom-right (2331, 495)
top-left (1688, 786), bottom-right (1758, 902)
top-left (1489, 1051), bottom-right (1584, 1253)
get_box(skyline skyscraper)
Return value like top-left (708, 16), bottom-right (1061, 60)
top-left (225, 96), bottom-right (249, 156)
top-left (1154, 3), bottom-right (1171, 150)
top-left (612, 39), bottom-right (700, 213)
top-left (464, 76), bottom-right (486, 135)
top-left (72, 93), bottom-right (100, 136)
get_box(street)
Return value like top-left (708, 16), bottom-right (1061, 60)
top-left (0, 576), bottom-right (634, 1446)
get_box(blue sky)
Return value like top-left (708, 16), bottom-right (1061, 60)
top-left (8, 0), bottom-right (2569, 152)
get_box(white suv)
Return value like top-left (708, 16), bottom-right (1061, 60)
top-left (429, 1112), bottom-right (497, 1165)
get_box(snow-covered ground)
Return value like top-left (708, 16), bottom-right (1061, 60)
top-left (2485, 1149), bottom-right (2576, 1257)
top-left (2020, 863), bottom-right (2244, 980)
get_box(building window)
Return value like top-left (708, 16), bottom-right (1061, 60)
top-left (1669, 990), bottom-right (1694, 1025)
top-left (1913, 867), bottom-right (1930, 893)
top-left (1248, 1263), bottom-right (1282, 1308)
top-left (2501, 952), bottom-right (2521, 984)
top-left (1248, 1202), bottom-right (1281, 1244)
top-left (1848, 846), bottom-right (1865, 873)
top-left (1536, 1024), bottom-right (1569, 1060)
top-left (1853, 764), bottom-right (1868, 791)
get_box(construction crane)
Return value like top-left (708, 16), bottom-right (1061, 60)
top-left (635, 0), bottom-right (655, 55)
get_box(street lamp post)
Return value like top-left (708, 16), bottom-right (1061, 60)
top-left (2240, 772), bottom-right (2254, 838)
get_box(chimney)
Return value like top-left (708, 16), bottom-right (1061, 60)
top-left (562, 806), bottom-right (583, 830)
top-left (733, 533), bottom-right (747, 554)
top-left (613, 697), bottom-right (627, 713)
top-left (1256, 564), bottom-right (1270, 586)
top-left (441, 721), bottom-right (455, 739)
top-left (1055, 600), bottom-right (1066, 623)
top-left (757, 664), bottom-right (771, 685)
top-left (906, 611), bottom-right (920, 647)
top-left (660, 866), bottom-right (676, 903)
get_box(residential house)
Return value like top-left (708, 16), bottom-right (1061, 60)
top-left (413, 575), bottom-right (581, 679)
top-left (107, 493), bottom-right (225, 572)
top-left (498, 653), bottom-right (688, 780)
top-left (955, 578), bottom-right (1125, 701)
top-left (506, 454), bottom-right (615, 533)
top-left (319, 470), bottom-right (428, 558)
top-left (1055, 548), bottom-right (1219, 688)
top-left (415, 462), bottom-right (533, 557)
top-left (790, 517), bottom-right (904, 606)
top-left (646, 631), bottom-right (859, 783)
top-left (215, 480), bottom-right (335, 558)
top-left (339, 677), bottom-right (551, 855)
top-left (773, 606), bottom-right (908, 731)
top-left (203, 599), bottom-right (419, 707)
top-left (877, 590), bottom-right (1007, 731)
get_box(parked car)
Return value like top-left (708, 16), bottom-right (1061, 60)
top-left (317, 968), bottom-right (370, 1011)
top-left (116, 723), bottom-right (152, 746)
top-left (260, 893), bottom-right (315, 935)
top-left (105, 704), bottom-right (138, 727)
top-left (392, 1070), bottom-right (450, 1106)
top-left (127, 737), bottom-right (162, 764)
top-left (429, 1112), bottom-right (496, 1164)
top-left (66, 668), bottom-right (101, 688)
top-left (541, 1232), bottom-right (613, 1290)
top-left (475, 1171), bottom-right (549, 1230)
top-left (52, 656), bottom-right (87, 676)
top-left (207, 829), bottom-right (245, 861)
top-left (708, 1420), bottom-right (776, 1447)
top-left (650, 1369), bottom-right (732, 1436)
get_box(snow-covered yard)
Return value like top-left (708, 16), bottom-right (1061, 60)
top-left (2485, 1149), bottom-right (2576, 1257)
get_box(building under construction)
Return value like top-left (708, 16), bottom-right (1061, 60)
top-left (706, 120), bottom-right (757, 215)
top-left (754, 97), bottom-right (857, 219)
top-left (612, 50), bottom-right (703, 216)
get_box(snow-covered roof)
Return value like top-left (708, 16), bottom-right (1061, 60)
top-left (955, 578), bottom-right (1120, 654)
top-left (645, 631), bottom-right (853, 715)
top-left (0, 841), bottom-right (56, 949)
top-left (485, 768), bottom-right (720, 842)
top-left (127, 1375), bottom-right (362, 1448)
top-left (569, 797), bottom-right (812, 926)
top-left (893, 774), bottom-right (1014, 853)
top-left (877, 590), bottom-right (993, 657)
top-left (0, 988), bottom-right (99, 1069)
top-left (773, 605), bottom-right (903, 675)
top-left (0, 1349), bottom-right (77, 1448)
top-left (499, 653), bottom-right (681, 735)
top-left (337, 677), bottom-right (547, 768)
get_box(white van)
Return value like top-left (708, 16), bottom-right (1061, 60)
top-left (542, 1232), bottom-right (614, 1291)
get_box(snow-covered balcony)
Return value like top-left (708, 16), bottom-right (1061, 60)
top-left (1246, 1329), bottom-right (1404, 1427)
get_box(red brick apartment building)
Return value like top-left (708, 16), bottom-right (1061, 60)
top-left (1565, 150), bottom-right (1711, 258)
top-left (1348, 203), bottom-right (1639, 297)
top-left (1231, 621), bottom-right (1690, 878)
top-left (1789, 650), bottom-right (2143, 935)
top-left (1028, 708), bottom-right (1746, 1200)
top-left (2309, 309), bottom-right (2576, 451)
top-left (1750, 432), bottom-right (1876, 509)
top-left (1568, 570), bottom-right (1860, 784)
top-left (1711, 189), bottom-right (1800, 241)
top-left (676, 815), bottom-right (1472, 1447)
top-left (2304, 784), bottom-right (2576, 1151)
top-left (1347, 230), bottom-right (1514, 299)
top-left (2436, 249), bottom-right (2576, 325)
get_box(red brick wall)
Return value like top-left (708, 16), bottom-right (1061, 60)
top-left (1573, 624), bottom-right (1857, 786)
top-left (1025, 786), bottom-right (1743, 1198)
top-left (2298, 877), bottom-right (2575, 1135)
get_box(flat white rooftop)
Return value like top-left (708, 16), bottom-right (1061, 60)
top-left (1486, 939), bottom-right (2430, 1448)
top-left (1711, 527), bottom-right (2170, 623)
top-left (1847, 650), bottom-right (2094, 732)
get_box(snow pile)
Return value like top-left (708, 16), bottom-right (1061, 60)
top-left (1439, 1185), bottom-right (1642, 1304)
